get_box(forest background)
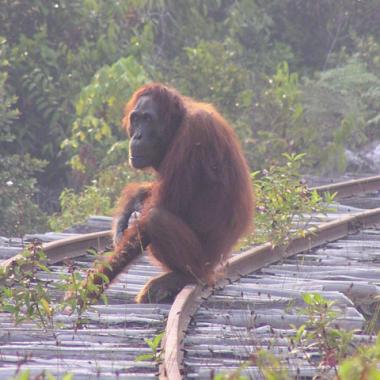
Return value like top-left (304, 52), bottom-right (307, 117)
top-left (1, 0), bottom-right (379, 236)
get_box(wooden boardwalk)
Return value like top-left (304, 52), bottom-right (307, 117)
top-left (162, 186), bottom-right (380, 379)
top-left (1, 180), bottom-right (380, 379)
top-left (183, 225), bottom-right (380, 378)
top-left (0, 217), bottom-right (171, 379)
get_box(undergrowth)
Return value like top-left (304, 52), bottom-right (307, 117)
top-left (2, 155), bottom-right (378, 379)
top-left (0, 242), bottom-right (109, 331)
top-left (239, 152), bottom-right (335, 249)
top-left (215, 293), bottom-right (380, 380)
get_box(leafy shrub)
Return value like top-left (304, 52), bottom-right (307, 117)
top-left (63, 56), bottom-right (150, 183)
top-left (0, 243), bottom-right (54, 328)
top-left (247, 62), bottom-right (304, 169)
top-left (302, 59), bottom-right (380, 171)
top-left (240, 153), bottom-right (333, 248)
top-left (338, 333), bottom-right (380, 379)
top-left (48, 185), bottom-right (111, 231)
top-left (0, 155), bottom-right (48, 237)
top-left (0, 41), bottom-right (47, 236)
top-left (96, 162), bottom-right (153, 203)
top-left (0, 242), bottom-right (110, 330)
top-left (249, 60), bottom-right (380, 173)
top-left (214, 293), bottom-right (380, 380)
top-left (172, 39), bottom-right (254, 116)
top-left (294, 293), bottom-right (354, 371)
top-left (0, 0), bottom-right (147, 185)
top-left (48, 161), bottom-right (153, 231)
top-left (0, 37), bottom-right (18, 146)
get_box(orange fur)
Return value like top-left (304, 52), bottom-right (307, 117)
top-left (90, 83), bottom-right (254, 300)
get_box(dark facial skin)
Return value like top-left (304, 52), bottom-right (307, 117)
top-left (129, 96), bottom-right (168, 170)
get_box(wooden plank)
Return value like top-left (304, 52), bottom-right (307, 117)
top-left (161, 207), bottom-right (380, 379)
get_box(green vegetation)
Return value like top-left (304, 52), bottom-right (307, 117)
top-left (294, 293), bottom-right (355, 373)
top-left (0, 243), bottom-right (109, 330)
top-left (0, 157), bottom-right (378, 378)
top-left (0, 38), bottom-right (48, 235)
top-left (247, 153), bottom-right (335, 247)
top-left (0, 1), bottom-right (379, 235)
top-left (48, 185), bottom-right (111, 231)
top-left (10, 370), bottom-right (73, 380)
top-left (1, 4), bottom-right (379, 376)
top-left (135, 331), bottom-right (164, 363)
top-left (338, 334), bottom-right (380, 380)
top-left (63, 56), bottom-right (149, 179)
top-left (0, 154), bottom-right (48, 236)
top-left (0, 243), bottom-right (55, 329)
top-left (215, 293), bottom-right (380, 380)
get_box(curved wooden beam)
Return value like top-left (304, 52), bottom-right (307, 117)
top-left (160, 207), bottom-right (380, 379)
top-left (313, 175), bottom-right (380, 199)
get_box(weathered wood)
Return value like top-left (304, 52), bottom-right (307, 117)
top-left (314, 175), bottom-right (380, 198)
top-left (2, 175), bottom-right (380, 379)
top-left (177, 205), bottom-right (380, 379)
top-left (0, 239), bottom-right (168, 378)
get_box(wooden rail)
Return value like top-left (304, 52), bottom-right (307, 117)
top-left (160, 177), bottom-right (380, 379)
top-left (1, 175), bottom-right (380, 379)
top-left (1, 230), bottom-right (111, 273)
top-left (2, 175), bottom-right (380, 272)
top-left (161, 208), bottom-right (380, 379)
top-left (313, 175), bottom-right (380, 199)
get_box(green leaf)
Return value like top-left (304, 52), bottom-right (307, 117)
top-left (152, 332), bottom-right (164, 348)
top-left (36, 262), bottom-right (50, 272)
top-left (2, 304), bottom-right (17, 313)
top-left (46, 372), bottom-right (58, 380)
top-left (135, 353), bottom-right (154, 362)
top-left (17, 369), bottom-right (31, 380)
top-left (40, 298), bottom-right (52, 317)
top-left (302, 293), bottom-right (314, 305)
top-left (144, 337), bottom-right (155, 350)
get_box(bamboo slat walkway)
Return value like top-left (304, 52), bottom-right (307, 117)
top-left (1, 178), bottom-right (380, 379)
